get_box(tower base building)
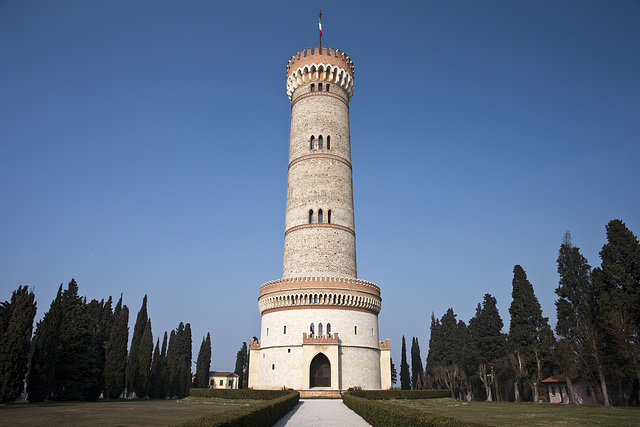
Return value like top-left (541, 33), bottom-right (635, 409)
top-left (248, 46), bottom-right (390, 392)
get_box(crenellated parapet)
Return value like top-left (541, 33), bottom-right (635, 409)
top-left (258, 276), bottom-right (381, 315)
top-left (286, 47), bottom-right (355, 101)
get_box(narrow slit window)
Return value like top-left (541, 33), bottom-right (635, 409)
top-left (326, 136), bottom-right (330, 150)
top-left (318, 209), bottom-right (323, 224)
top-left (310, 136), bottom-right (315, 150)
top-left (354, 326), bottom-right (357, 335)
top-left (327, 210), bottom-right (332, 224)
top-left (309, 209), bottom-right (314, 224)
top-left (283, 325), bottom-right (286, 334)
top-left (318, 135), bottom-right (323, 149)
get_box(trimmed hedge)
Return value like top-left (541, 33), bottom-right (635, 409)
top-left (348, 389), bottom-right (451, 400)
top-left (177, 390), bottom-right (299, 427)
top-left (189, 388), bottom-right (293, 400)
top-left (343, 393), bottom-right (487, 427)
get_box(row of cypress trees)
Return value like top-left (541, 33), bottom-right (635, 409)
top-left (0, 279), bottom-right (202, 403)
top-left (414, 219), bottom-right (640, 405)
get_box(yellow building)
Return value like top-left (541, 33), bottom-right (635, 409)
top-left (208, 371), bottom-right (239, 389)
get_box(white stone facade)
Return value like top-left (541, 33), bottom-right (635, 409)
top-left (248, 46), bottom-right (390, 392)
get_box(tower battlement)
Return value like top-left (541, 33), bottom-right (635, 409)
top-left (286, 47), bottom-right (355, 101)
top-left (286, 47), bottom-right (354, 77)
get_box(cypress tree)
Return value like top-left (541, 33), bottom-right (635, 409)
top-left (508, 265), bottom-right (551, 403)
top-left (411, 337), bottom-right (424, 389)
top-left (593, 219), bottom-right (640, 400)
top-left (149, 338), bottom-right (162, 398)
top-left (104, 296), bottom-right (129, 399)
top-left (194, 332), bottom-right (211, 389)
top-left (179, 323), bottom-right (192, 397)
top-left (135, 319), bottom-right (153, 398)
top-left (0, 286), bottom-right (37, 403)
top-left (159, 331), bottom-right (168, 398)
top-left (468, 294), bottom-right (505, 401)
top-left (84, 298), bottom-right (112, 400)
top-left (127, 295), bottom-right (148, 397)
top-left (556, 231), bottom-right (611, 406)
top-left (426, 313), bottom-right (442, 375)
top-left (234, 342), bottom-right (247, 389)
top-left (27, 284), bottom-right (63, 402)
top-left (400, 335), bottom-right (411, 390)
top-left (51, 279), bottom-right (100, 401)
top-left (166, 329), bottom-right (177, 397)
top-left (390, 357), bottom-right (397, 386)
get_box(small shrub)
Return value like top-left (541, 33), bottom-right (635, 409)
top-left (342, 393), bottom-right (487, 427)
top-left (347, 389), bottom-right (451, 400)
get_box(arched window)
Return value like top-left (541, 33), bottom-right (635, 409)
top-left (327, 136), bottom-right (330, 150)
top-left (318, 323), bottom-right (323, 336)
top-left (327, 210), bottom-right (331, 224)
top-left (318, 209), bottom-right (323, 224)
top-left (310, 136), bottom-right (315, 150)
top-left (327, 323), bottom-right (331, 336)
top-left (310, 323), bottom-right (315, 336)
top-left (309, 209), bottom-right (314, 224)
top-left (314, 294), bottom-right (318, 304)
top-left (318, 135), bottom-right (323, 150)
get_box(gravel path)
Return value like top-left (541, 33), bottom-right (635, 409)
top-left (274, 398), bottom-right (371, 427)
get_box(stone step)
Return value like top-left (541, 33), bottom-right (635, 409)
top-left (299, 389), bottom-right (342, 399)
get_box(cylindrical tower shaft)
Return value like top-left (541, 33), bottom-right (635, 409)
top-left (282, 47), bottom-right (356, 279)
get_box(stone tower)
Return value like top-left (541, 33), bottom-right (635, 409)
top-left (248, 46), bottom-right (390, 393)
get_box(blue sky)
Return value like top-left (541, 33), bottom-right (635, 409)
top-left (1, 1), bottom-right (639, 373)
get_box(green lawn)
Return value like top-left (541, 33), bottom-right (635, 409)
top-left (0, 398), bottom-right (259, 427)
top-left (393, 398), bottom-right (640, 427)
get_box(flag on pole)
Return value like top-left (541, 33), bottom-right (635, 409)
top-left (319, 15), bottom-right (322, 37)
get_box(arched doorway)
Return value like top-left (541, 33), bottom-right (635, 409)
top-left (309, 353), bottom-right (331, 388)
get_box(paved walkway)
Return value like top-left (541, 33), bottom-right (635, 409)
top-left (274, 399), bottom-right (371, 427)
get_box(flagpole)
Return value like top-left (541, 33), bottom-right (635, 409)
top-left (319, 9), bottom-right (322, 49)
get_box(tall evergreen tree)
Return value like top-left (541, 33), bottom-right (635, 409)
top-left (166, 329), bottom-right (178, 397)
top-left (104, 296), bottom-right (129, 399)
top-left (85, 297), bottom-right (112, 400)
top-left (27, 284), bottom-right (63, 402)
top-left (556, 231), bottom-right (611, 406)
top-left (0, 286), bottom-right (37, 403)
top-left (159, 331), bottom-right (168, 398)
top-left (149, 338), bottom-right (162, 398)
top-left (51, 279), bottom-right (100, 401)
top-left (400, 335), bottom-right (411, 390)
top-left (411, 337), bottom-right (424, 389)
top-left (468, 294), bottom-right (505, 401)
top-left (195, 333), bottom-right (212, 389)
top-left (179, 323), bottom-right (192, 397)
top-left (508, 265), bottom-right (551, 403)
top-left (166, 322), bottom-right (192, 398)
top-left (133, 319), bottom-right (153, 398)
top-left (428, 308), bottom-right (469, 399)
top-left (127, 295), bottom-right (148, 397)
top-left (234, 342), bottom-right (247, 389)
top-left (592, 219), bottom-right (640, 401)
top-left (390, 357), bottom-right (398, 386)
